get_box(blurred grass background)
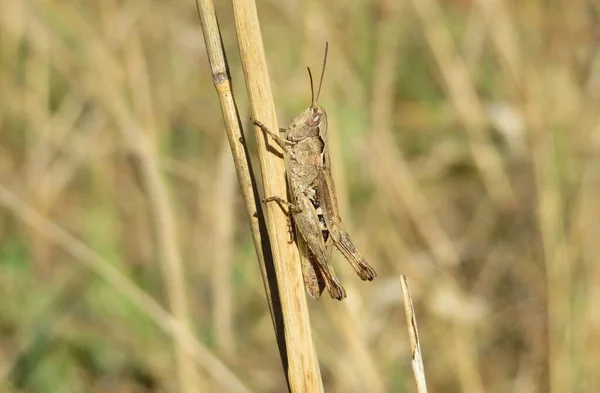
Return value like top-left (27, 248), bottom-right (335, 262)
top-left (1, 0), bottom-right (599, 392)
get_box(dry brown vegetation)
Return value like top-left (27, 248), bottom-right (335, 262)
top-left (1, 0), bottom-right (599, 392)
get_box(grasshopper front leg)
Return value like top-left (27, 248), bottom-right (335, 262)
top-left (262, 196), bottom-right (298, 244)
top-left (251, 118), bottom-right (295, 152)
top-left (263, 196), bottom-right (301, 212)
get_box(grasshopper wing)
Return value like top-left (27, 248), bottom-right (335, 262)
top-left (294, 194), bottom-right (346, 300)
top-left (297, 232), bottom-right (326, 299)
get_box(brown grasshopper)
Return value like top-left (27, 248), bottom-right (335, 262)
top-left (252, 43), bottom-right (376, 300)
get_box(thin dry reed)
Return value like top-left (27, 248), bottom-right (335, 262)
top-left (401, 276), bottom-right (429, 393)
top-left (194, 0), bottom-right (278, 316)
top-left (231, 0), bottom-right (324, 391)
top-left (197, 0), bottom-right (323, 391)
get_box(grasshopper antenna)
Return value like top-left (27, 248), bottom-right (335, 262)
top-left (307, 67), bottom-right (316, 108)
top-left (315, 42), bottom-right (328, 106)
top-left (307, 42), bottom-right (329, 108)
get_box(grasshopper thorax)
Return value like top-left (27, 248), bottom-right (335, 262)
top-left (287, 105), bottom-right (327, 141)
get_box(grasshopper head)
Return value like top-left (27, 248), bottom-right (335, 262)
top-left (307, 105), bottom-right (327, 129)
top-left (287, 43), bottom-right (329, 141)
top-left (303, 42), bottom-right (329, 135)
top-left (287, 105), bottom-right (327, 140)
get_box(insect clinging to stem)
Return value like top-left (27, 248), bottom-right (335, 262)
top-left (252, 42), bottom-right (376, 300)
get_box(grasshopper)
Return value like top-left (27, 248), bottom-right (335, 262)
top-left (252, 43), bottom-right (376, 300)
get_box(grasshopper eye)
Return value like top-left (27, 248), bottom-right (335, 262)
top-left (308, 111), bottom-right (322, 126)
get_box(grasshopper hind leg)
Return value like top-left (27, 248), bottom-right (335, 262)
top-left (329, 225), bottom-right (377, 281)
top-left (318, 251), bottom-right (346, 300)
top-left (336, 230), bottom-right (377, 281)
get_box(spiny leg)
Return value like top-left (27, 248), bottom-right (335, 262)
top-left (285, 212), bottom-right (295, 244)
top-left (315, 171), bottom-right (377, 281)
top-left (263, 196), bottom-right (302, 244)
top-left (262, 196), bottom-right (302, 213)
top-left (333, 230), bottom-right (377, 281)
top-left (251, 118), bottom-right (293, 152)
top-left (318, 260), bottom-right (346, 300)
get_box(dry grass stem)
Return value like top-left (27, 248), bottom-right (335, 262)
top-left (194, 0), bottom-right (279, 320)
top-left (195, 0), bottom-right (289, 375)
top-left (212, 145), bottom-right (236, 358)
top-left (401, 276), bottom-right (429, 393)
top-left (231, 0), bottom-right (324, 391)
